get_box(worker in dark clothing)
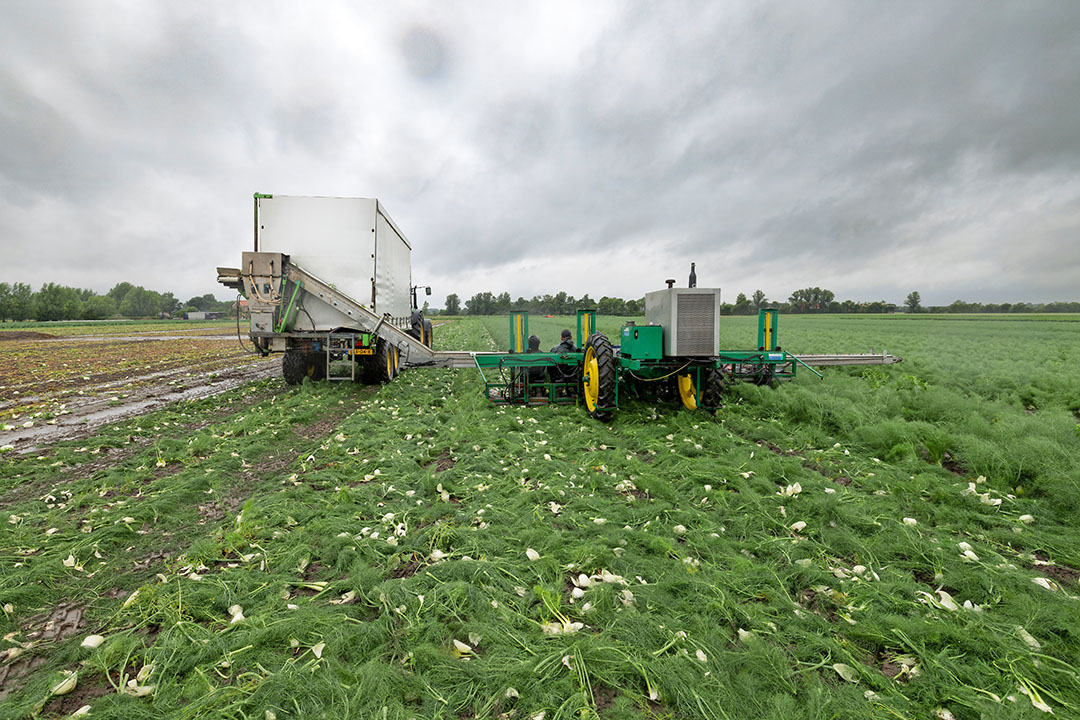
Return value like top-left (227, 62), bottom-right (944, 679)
top-left (550, 329), bottom-right (578, 354)
top-left (525, 334), bottom-right (546, 384)
top-left (689, 262), bottom-right (697, 288)
top-left (549, 329), bottom-right (578, 387)
top-left (514, 333), bottom-right (547, 399)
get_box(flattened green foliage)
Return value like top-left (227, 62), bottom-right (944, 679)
top-left (1, 314), bottom-right (1078, 719)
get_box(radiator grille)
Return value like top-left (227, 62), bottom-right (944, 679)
top-left (676, 294), bottom-right (715, 355)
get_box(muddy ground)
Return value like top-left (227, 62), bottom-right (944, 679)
top-left (0, 333), bottom-right (276, 451)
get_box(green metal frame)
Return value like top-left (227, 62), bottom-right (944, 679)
top-left (475, 352), bottom-right (580, 405)
top-left (757, 308), bottom-right (779, 351)
top-left (509, 312), bottom-right (529, 353)
top-left (476, 311), bottom-right (802, 413)
top-left (576, 309), bottom-right (597, 348)
top-left (276, 280), bottom-right (304, 333)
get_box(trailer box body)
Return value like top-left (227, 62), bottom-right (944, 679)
top-left (255, 195), bottom-right (412, 320)
top-left (644, 287), bottom-right (723, 357)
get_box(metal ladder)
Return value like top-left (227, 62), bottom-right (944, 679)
top-left (325, 333), bottom-right (357, 381)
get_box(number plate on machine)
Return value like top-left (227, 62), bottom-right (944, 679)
top-left (351, 348), bottom-right (374, 356)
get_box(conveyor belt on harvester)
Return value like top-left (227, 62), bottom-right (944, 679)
top-left (282, 262), bottom-right (436, 364)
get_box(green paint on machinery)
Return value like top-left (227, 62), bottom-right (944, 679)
top-left (476, 285), bottom-right (818, 421)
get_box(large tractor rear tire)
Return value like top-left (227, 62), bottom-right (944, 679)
top-left (423, 319), bottom-right (434, 348)
top-left (581, 332), bottom-right (616, 421)
top-left (282, 350), bottom-right (307, 386)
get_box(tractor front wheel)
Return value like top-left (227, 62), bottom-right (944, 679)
top-left (581, 332), bottom-right (616, 421)
top-left (282, 350), bottom-right (307, 386)
top-left (676, 372), bottom-right (700, 410)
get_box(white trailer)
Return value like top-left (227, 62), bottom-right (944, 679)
top-left (218, 194), bottom-right (434, 385)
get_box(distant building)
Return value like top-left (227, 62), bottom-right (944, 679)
top-left (183, 311), bottom-right (224, 320)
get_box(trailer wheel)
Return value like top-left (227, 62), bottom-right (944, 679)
top-left (581, 332), bottom-right (616, 421)
top-left (307, 352), bottom-right (327, 381)
top-left (368, 338), bottom-right (396, 383)
top-left (701, 367), bottom-right (726, 411)
top-left (282, 351), bottom-right (307, 386)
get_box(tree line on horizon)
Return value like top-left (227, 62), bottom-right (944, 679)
top-left (440, 287), bottom-right (1080, 316)
top-left (0, 282), bottom-right (235, 322)
top-left (4, 280), bottom-right (1076, 323)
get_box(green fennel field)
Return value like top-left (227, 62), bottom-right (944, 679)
top-left (1, 314), bottom-right (1078, 719)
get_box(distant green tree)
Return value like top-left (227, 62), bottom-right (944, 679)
top-left (159, 292), bottom-right (181, 315)
top-left (108, 282), bottom-right (136, 302)
top-left (788, 287), bottom-right (835, 313)
top-left (905, 291), bottom-right (922, 313)
top-left (82, 295), bottom-right (117, 320)
top-left (495, 292), bottom-right (511, 313)
top-left (751, 289), bottom-right (767, 309)
top-left (33, 283), bottom-right (83, 321)
top-left (0, 282), bottom-right (10, 321)
top-left (9, 283), bottom-right (33, 321)
top-left (465, 292), bottom-right (497, 315)
top-left (598, 296), bottom-right (626, 316)
top-left (733, 293), bottom-right (753, 315)
top-left (120, 287), bottom-right (158, 317)
top-left (186, 294), bottom-right (220, 312)
top-left (444, 293), bottom-right (461, 315)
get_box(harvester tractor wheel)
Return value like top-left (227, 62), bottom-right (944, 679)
top-left (282, 350), bottom-right (307, 386)
top-left (369, 338), bottom-right (397, 383)
top-left (307, 352), bottom-right (327, 381)
top-left (581, 332), bottom-right (616, 422)
top-left (676, 371), bottom-right (703, 411)
top-left (701, 367), bottom-right (727, 411)
top-left (423, 319), bottom-right (434, 348)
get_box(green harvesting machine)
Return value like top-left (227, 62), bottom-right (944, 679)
top-left (474, 284), bottom-right (822, 421)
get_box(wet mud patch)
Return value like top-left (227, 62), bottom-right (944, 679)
top-left (41, 676), bottom-right (113, 716)
top-left (390, 556), bottom-right (421, 579)
top-left (593, 685), bottom-right (618, 712)
top-left (424, 449), bottom-right (456, 472)
top-left (1032, 553), bottom-right (1080, 585)
top-left (0, 603), bottom-right (86, 700)
top-left (0, 331), bottom-right (57, 341)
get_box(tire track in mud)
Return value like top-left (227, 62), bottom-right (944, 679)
top-left (2, 359), bottom-right (279, 452)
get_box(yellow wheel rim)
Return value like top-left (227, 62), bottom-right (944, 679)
top-left (386, 346), bottom-right (393, 378)
top-left (582, 346), bottom-right (599, 412)
top-left (677, 374), bottom-right (697, 410)
top-left (392, 347), bottom-right (399, 374)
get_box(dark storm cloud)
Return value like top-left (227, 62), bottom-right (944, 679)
top-left (1, 1), bottom-right (1078, 304)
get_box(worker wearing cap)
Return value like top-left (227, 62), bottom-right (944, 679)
top-left (550, 329), bottom-right (578, 354)
top-left (549, 329), bottom-right (578, 389)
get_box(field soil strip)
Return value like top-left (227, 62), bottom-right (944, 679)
top-left (0, 330), bottom-right (275, 450)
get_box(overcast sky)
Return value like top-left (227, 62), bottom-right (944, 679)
top-left (2, 1), bottom-right (1078, 306)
